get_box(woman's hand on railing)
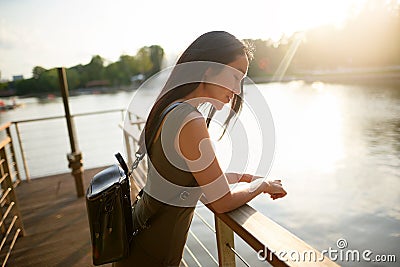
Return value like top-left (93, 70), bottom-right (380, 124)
top-left (263, 180), bottom-right (287, 200)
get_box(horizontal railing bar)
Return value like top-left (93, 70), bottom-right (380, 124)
top-left (13, 115), bottom-right (67, 123)
top-left (194, 211), bottom-right (216, 233)
top-left (0, 215), bottom-right (17, 251)
top-left (12, 109), bottom-right (125, 124)
top-left (131, 121), bottom-right (146, 126)
top-left (0, 202), bottom-right (15, 227)
top-left (227, 244), bottom-right (251, 267)
top-left (188, 229), bottom-right (219, 266)
top-left (0, 122), bottom-right (11, 132)
top-left (0, 187), bottom-right (12, 205)
top-left (212, 204), bottom-right (339, 267)
top-left (1, 227), bottom-right (21, 267)
top-left (120, 119), bottom-right (146, 126)
top-left (184, 245), bottom-right (202, 267)
top-left (119, 124), bottom-right (141, 143)
top-left (72, 109), bottom-right (125, 118)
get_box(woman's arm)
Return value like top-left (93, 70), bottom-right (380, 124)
top-left (225, 172), bottom-right (264, 184)
top-left (177, 112), bottom-right (286, 213)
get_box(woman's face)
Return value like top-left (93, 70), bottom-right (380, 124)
top-left (203, 54), bottom-right (249, 110)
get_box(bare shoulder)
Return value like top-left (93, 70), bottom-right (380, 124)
top-left (180, 110), bottom-right (208, 137)
top-left (178, 110), bottom-right (210, 160)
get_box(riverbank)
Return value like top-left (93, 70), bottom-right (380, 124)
top-left (250, 67), bottom-right (400, 86)
top-left (2, 68), bottom-right (399, 101)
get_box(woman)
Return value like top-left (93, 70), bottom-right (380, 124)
top-left (115, 31), bottom-right (287, 267)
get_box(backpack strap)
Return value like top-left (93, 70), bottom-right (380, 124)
top-left (145, 101), bottom-right (183, 155)
top-left (116, 102), bottom-right (184, 195)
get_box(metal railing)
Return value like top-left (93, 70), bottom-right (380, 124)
top-left (9, 109), bottom-right (125, 181)
top-left (0, 123), bottom-right (25, 267)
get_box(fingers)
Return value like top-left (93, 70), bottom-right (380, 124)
top-left (270, 192), bottom-right (287, 200)
top-left (268, 183), bottom-right (287, 200)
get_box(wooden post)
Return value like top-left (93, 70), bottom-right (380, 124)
top-left (14, 123), bottom-right (30, 182)
top-left (215, 215), bottom-right (236, 267)
top-left (57, 67), bottom-right (84, 198)
top-left (5, 126), bottom-right (22, 185)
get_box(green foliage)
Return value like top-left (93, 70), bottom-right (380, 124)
top-left (0, 82), bottom-right (8, 90)
top-left (15, 68), bottom-right (59, 95)
top-left (136, 47), bottom-right (153, 75)
top-left (32, 66), bottom-right (46, 79)
top-left (12, 45), bottom-right (165, 96)
top-left (66, 68), bottom-right (80, 90)
top-left (15, 78), bottom-right (39, 95)
top-left (85, 55), bottom-right (104, 81)
top-left (248, 1), bottom-right (400, 77)
top-left (148, 45), bottom-right (164, 77)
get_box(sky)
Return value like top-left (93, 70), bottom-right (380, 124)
top-left (0, 0), bottom-right (370, 81)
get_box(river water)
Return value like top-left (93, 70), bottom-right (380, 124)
top-left (0, 81), bottom-right (399, 266)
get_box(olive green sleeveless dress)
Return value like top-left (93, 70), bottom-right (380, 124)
top-left (114, 102), bottom-right (201, 267)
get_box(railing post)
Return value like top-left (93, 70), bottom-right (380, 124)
top-left (215, 215), bottom-right (236, 267)
top-left (57, 67), bottom-right (84, 198)
top-left (14, 122), bottom-right (30, 182)
top-left (5, 126), bottom-right (22, 185)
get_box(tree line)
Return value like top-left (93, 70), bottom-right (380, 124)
top-left (5, 45), bottom-right (164, 96)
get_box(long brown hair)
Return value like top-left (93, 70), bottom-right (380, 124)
top-left (143, 31), bottom-right (253, 155)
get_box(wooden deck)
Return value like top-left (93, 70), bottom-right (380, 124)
top-left (3, 167), bottom-right (111, 267)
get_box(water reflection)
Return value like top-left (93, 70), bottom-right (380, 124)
top-left (245, 82), bottom-right (400, 266)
